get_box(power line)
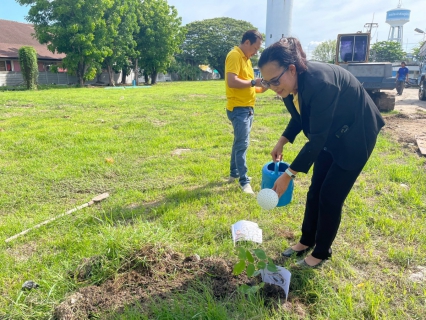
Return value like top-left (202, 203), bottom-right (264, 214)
top-left (364, 23), bottom-right (378, 34)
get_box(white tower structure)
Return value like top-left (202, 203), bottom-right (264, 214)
top-left (386, 0), bottom-right (410, 45)
top-left (265, 0), bottom-right (294, 48)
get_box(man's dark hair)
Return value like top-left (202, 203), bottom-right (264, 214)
top-left (401, 61), bottom-right (406, 65)
top-left (241, 30), bottom-right (263, 45)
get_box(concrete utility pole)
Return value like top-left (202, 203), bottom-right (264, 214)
top-left (265, 0), bottom-right (294, 48)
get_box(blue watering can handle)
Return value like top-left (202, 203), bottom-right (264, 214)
top-left (274, 162), bottom-right (279, 175)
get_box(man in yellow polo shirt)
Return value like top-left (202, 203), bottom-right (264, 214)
top-left (225, 30), bottom-right (264, 194)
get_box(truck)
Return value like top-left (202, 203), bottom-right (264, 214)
top-left (335, 32), bottom-right (396, 111)
top-left (418, 41), bottom-right (426, 101)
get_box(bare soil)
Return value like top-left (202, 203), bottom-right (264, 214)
top-left (53, 245), bottom-right (296, 320)
top-left (381, 87), bottom-right (426, 154)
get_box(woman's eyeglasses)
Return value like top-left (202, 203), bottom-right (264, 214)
top-left (261, 67), bottom-right (288, 89)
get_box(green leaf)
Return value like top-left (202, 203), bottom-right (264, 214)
top-left (246, 285), bottom-right (260, 295)
top-left (257, 261), bottom-right (266, 269)
top-left (246, 263), bottom-right (255, 277)
top-left (246, 250), bottom-right (254, 263)
top-left (266, 263), bottom-right (279, 273)
top-left (253, 249), bottom-right (267, 260)
top-left (236, 247), bottom-right (246, 260)
top-left (253, 270), bottom-right (261, 277)
top-left (233, 260), bottom-right (246, 275)
top-left (238, 284), bottom-right (250, 294)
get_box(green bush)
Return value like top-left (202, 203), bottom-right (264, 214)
top-left (18, 46), bottom-right (39, 90)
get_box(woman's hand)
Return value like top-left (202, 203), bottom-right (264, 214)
top-left (272, 173), bottom-right (292, 198)
top-left (271, 143), bottom-right (283, 162)
top-left (271, 136), bottom-right (289, 162)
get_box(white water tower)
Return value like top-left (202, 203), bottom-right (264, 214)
top-left (265, 0), bottom-right (294, 48)
top-left (386, 1), bottom-right (410, 45)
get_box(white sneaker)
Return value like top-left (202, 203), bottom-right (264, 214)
top-left (241, 183), bottom-right (255, 195)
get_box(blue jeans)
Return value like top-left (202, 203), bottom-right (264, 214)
top-left (226, 107), bottom-right (254, 186)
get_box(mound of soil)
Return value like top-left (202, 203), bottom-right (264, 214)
top-left (383, 113), bottom-right (426, 143)
top-left (383, 88), bottom-right (426, 150)
top-left (54, 245), bottom-right (287, 319)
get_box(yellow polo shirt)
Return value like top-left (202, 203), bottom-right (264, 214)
top-left (283, 93), bottom-right (300, 114)
top-left (225, 46), bottom-right (255, 111)
top-left (293, 92), bottom-right (300, 114)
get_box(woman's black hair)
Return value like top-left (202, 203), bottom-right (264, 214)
top-left (258, 37), bottom-right (308, 74)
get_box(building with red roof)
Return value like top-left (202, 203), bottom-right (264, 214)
top-left (0, 19), bottom-right (71, 85)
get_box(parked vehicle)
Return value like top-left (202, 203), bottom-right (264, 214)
top-left (405, 78), bottom-right (418, 88)
top-left (418, 41), bottom-right (426, 101)
top-left (335, 32), bottom-right (396, 111)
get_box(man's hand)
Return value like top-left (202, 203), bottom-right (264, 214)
top-left (227, 73), bottom-right (264, 89)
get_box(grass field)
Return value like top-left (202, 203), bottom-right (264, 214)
top-left (0, 81), bottom-right (425, 319)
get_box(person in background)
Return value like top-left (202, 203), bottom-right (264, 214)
top-left (395, 61), bottom-right (409, 96)
top-left (225, 30), bottom-right (265, 194)
top-left (257, 37), bottom-right (385, 268)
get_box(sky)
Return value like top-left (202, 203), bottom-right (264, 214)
top-left (2, 0), bottom-right (425, 58)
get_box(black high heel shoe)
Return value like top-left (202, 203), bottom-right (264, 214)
top-left (282, 246), bottom-right (313, 258)
top-left (296, 248), bottom-right (332, 269)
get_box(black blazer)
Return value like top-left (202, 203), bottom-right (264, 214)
top-left (282, 61), bottom-right (385, 173)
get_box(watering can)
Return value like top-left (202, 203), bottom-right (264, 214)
top-left (261, 161), bottom-right (294, 207)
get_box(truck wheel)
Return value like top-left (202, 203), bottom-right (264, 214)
top-left (419, 80), bottom-right (426, 101)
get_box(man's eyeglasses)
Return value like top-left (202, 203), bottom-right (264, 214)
top-left (261, 67), bottom-right (288, 89)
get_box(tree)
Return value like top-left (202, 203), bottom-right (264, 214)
top-left (370, 41), bottom-right (405, 63)
top-left (17, 0), bottom-right (115, 86)
top-left (411, 41), bottom-right (426, 62)
top-left (18, 46), bottom-right (38, 90)
top-left (167, 58), bottom-right (201, 81)
top-left (135, 0), bottom-right (185, 85)
top-left (180, 17), bottom-right (257, 79)
top-left (311, 40), bottom-right (336, 63)
top-left (102, 0), bottom-right (140, 86)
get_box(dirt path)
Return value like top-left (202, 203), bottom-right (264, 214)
top-left (381, 87), bottom-right (426, 155)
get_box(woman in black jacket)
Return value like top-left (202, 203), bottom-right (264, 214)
top-left (258, 38), bottom-right (385, 268)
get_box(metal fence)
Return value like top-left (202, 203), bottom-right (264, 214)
top-left (1, 70), bottom-right (173, 86)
